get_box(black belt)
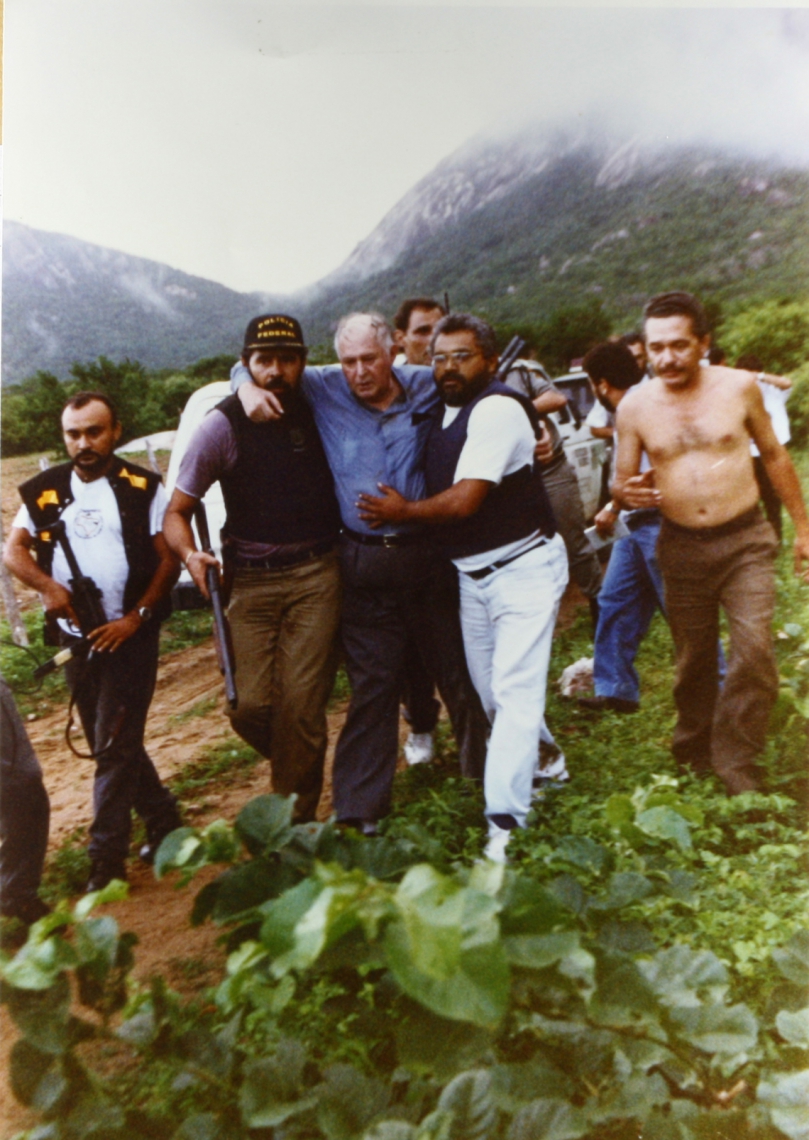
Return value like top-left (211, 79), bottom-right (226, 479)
top-left (231, 538), bottom-right (334, 570)
top-left (461, 536), bottom-right (549, 581)
top-left (341, 527), bottom-right (424, 549)
top-left (625, 508), bottom-right (660, 531)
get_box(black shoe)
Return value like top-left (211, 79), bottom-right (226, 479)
top-left (588, 597), bottom-right (600, 631)
top-left (337, 818), bottom-right (379, 838)
top-left (85, 859), bottom-right (127, 893)
top-left (139, 812), bottom-right (183, 865)
top-left (577, 695), bottom-right (639, 714)
top-left (1, 895), bottom-right (51, 926)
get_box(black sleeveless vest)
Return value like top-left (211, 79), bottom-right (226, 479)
top-left (424, 381), bottom-right (556, 560)
top-left (217, 394), bottom-right (339, 545)
top-left (18, 457), bottom-right (170, 625)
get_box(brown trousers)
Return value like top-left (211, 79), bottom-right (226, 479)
top-left (656, 508), bottom-right (778, 794)
top-left (226, 552), bottom-right (341, 821)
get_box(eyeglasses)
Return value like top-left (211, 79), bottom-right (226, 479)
top-left (431, 350), bottom-right (481, 368)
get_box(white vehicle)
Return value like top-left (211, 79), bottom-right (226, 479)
top-left (549, 367), bottom-right (608, 520)
top-left (165, 366), bottom-right (607, 605)
top-left (509, 361), bottom-right (607, 520)
top-left (164, 381), bottom-right (230, 606)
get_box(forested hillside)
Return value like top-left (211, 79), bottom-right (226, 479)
top-left (1, 222), bottom-right (282, 385)
top-left (4, 131), bottom-right (808, 385)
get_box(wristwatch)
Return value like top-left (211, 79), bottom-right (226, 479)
top-left (137, 606), bottom-right (153, 623)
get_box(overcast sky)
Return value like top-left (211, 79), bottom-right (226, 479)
top-left (4, 2), bottom-right (809, 295)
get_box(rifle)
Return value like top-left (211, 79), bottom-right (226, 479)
top-left (194, 502), bottom-right (238, 710)
top-left (33, 519), bottom-right (108, 679)
top-left (492, 337), bottom-right (558, 457)
top-left (494, 336), bottom-right (527, 383)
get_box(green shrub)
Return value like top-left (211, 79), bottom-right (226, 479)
top-left (786, 362), bottom-right (809, 448)
top-left (721, 299), bottom-right (809, 374)
top-left (4, 799), bottom-right (808, 1140)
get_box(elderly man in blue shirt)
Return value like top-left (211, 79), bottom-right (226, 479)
top-left (231, 312), bottom-right (487, 833)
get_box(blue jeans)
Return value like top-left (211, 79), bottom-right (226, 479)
top-left (593, 516), bottom-right (665, 704)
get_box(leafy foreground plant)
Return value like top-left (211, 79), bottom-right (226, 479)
top-left (2, 794), bottom-right (808, 1140)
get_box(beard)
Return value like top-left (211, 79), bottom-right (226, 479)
top-left (264, 378), bottom-right (299, 407)
top-left (596, 391), bottom-right (616, 413)
top-left (437, 371), bottom-right (491, 407)
top-left (73, 449), bottom-right (110, 476)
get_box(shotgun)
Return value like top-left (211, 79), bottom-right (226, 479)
top-left (194, 502), bottom-right (238, 709)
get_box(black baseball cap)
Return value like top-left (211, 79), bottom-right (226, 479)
top-left (242, 314), bottom-right (306, 354)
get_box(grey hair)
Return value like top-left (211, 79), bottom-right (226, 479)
top-left (334, 312), bottom-right (394, 357)
top-left (430, 313), bottom-right (498, 359)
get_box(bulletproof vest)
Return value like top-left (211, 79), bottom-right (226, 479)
top-left (424, 380), bottom-right (556, 561)
top-left (18, 457), bottom-right (170, 624)
top-left (217, 394), bottom-right (339, 546)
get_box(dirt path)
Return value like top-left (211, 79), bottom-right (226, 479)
top-left (1, 637), bottom-right (360, 1138)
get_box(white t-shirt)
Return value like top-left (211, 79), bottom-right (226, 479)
top-left (444, 395), bottom-right (541, 573)
top-left (750, 381), bottom-right (791, 457)
top-left (14, 471), bottom-right (167, 634)
top-left (585, 400), bottom-right (614, 432)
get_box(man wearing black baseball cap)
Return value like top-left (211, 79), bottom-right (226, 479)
top-left (164, 315), bottom-right (342, 823)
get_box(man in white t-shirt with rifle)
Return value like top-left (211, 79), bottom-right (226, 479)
top-left (4, 392), bottom-right (181, 890)
top-left (359, 313), bottom-right (568, 862)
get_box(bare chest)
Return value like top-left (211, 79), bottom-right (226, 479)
top-left (639, 390), bottom-right (747, 462)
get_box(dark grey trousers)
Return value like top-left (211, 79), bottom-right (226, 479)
top-left (542, 456), bottom-right (602, 600)
top-left (64, 623), bottom-right (179, 863)
top-left (332, 538), bottom-right (488, 822)
top-left (0, 677), bottom-right (50, 910)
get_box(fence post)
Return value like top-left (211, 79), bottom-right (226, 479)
top-left (145, 439), bottom-right (162, 477)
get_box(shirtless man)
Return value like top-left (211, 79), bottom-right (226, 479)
top-left (613, 291), bottom-right (809, 795)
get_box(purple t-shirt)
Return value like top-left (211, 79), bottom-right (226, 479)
top-left (175, 409), bottom-right (238, 501)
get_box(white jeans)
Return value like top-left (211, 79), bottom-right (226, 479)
top-left (458, 534), bottom-right (569, 828)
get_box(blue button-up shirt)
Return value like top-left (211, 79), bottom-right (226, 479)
top-left (230, 361), bottom-right (439, 535)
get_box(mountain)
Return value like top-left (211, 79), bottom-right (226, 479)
top-left (298, 128), bottom-right (809, 348)
top-left (1, 222), bottom-right (286, 384)
top-left (4, 127), bottom-right (808, 383)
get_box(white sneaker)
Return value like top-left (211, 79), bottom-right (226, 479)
top-left (404, 731), bottom-right (434, 766)
top-left (483, 823), bottom-right (512, 864)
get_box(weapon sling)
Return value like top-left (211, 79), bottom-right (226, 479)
top-left (37, 519), bottom-right (126, 760)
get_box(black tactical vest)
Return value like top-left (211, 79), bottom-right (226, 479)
top-left (217, 394), bottom-right (339, 546)
top-left (424, 381), bottom-right (556, 561)
top-left (18, 457), bottom-right (170, 625)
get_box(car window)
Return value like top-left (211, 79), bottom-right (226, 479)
top-left (555, 377), bottom-right (595, 423)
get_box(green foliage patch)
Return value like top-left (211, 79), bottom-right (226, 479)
top-left (1, 353), bottom-right (236, 457)
top-left (3, 798), bottom-right (807, 1139)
